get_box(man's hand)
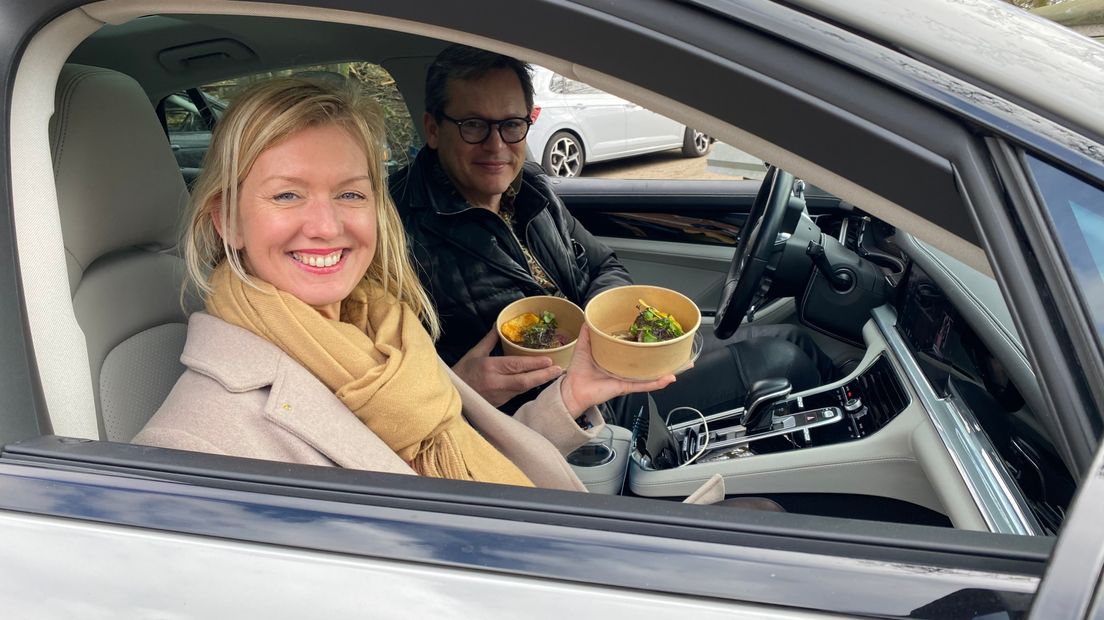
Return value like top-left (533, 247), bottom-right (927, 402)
top-left (452, 328), bottom-right (565, 407)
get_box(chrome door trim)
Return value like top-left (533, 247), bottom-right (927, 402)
top-left (872, 304), bottom-right (1043, 535)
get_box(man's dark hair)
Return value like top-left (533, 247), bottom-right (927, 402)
top-left (424, 44), bottom-right (534, 119)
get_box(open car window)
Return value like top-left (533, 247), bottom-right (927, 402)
top-left (4, 2), bottom-right (1104, 617)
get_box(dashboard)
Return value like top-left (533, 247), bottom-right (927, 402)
top-left (897, 266), bottom-right (1023, 410)
top-left (895, 263), bottom-right (1074, 533)
top-left (816, 212), bottom-right (1074, 533)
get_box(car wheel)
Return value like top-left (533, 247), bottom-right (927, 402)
top-left (542, 131), bottom-right (585, 177)
top-left (682, 127), bottom-right (712, 157)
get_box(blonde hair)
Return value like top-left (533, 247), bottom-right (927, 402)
top-left (183, 77), bottom-right (440, 338)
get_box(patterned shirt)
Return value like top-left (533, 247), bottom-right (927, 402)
top-left (497, 191), bottom-right (562, 296)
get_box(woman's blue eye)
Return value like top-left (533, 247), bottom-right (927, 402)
top-left (273, 192), bottom-right (299, 201)
top-left (339, 191), bottom-right (367, 200)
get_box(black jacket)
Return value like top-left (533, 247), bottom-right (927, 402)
top-left (390, 147), bottom-right (632, 366)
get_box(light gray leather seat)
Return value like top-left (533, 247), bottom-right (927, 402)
top-left (50, 64), bottom-right (193, 441)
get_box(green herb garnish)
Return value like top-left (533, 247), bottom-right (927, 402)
top-left (628, 299), bottom-right (684, 342)
top-left (521, 310), bottom-right (560, 349)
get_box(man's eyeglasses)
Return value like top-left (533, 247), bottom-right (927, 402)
top-left (440, 113), bottom-right (531, 144)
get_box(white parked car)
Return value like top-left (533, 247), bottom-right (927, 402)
top-left (526, 66), bottom-right (712, 177)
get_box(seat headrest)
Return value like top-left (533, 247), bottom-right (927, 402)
top-left (50, 64), bottom-right (188, 289)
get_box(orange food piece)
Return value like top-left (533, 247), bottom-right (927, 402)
top-left (501, 312), bottom-right (540, 343)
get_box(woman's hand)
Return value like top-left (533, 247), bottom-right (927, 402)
top-left (559, 325), bottom-right (677, 416)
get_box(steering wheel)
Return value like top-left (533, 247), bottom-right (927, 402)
top-left (713, 166), bottom-right (795, 339)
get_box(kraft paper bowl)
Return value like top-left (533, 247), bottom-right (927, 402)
top-left (584, 285), bottom-right (701, 380)
top-left (496, 296), bottom-right (585, 369)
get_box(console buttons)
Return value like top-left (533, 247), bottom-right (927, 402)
top-left (820, 410), bottom-right (834, 420)
top-left (844, 397), bottom-right (863, 413)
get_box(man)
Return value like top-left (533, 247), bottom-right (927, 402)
top-left (391, 44), bottom-right (831, 421)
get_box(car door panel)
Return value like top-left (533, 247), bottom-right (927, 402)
top-left (601, 237), bottom-right (730, 313)
top-left (0, 438), bottom-right (1049, 619)
top-left (0, 511), bottom-right (780, 619)
top-left (557, 78), bottom-right (627, 160)
top-left (555, 178), bottom-right (753, 313)
top-left (624, 106), bottom-right (683, 152)
top-left (553, 177), bottom-right (842, 313)
top-left (571, 100), bottom-right (625, 160)
top-left (168, 131), bottom-right (209, 169)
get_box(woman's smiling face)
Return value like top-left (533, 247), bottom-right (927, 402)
top-left (226, 123), bottom-right (377, 318)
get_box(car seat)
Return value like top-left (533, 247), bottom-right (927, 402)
top-left (49, 64), bottom-right (194, 441)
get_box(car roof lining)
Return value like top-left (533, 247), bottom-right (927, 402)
top-left (69, 14), bottom-right (450, 102)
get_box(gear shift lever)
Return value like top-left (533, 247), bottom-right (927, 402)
top-left (740, 378), bottom-right (792, 433)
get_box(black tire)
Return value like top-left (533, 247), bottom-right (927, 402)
top-left (542, 131), bottom-right (585, 177)
top-left (682, 127), bottom-right (712, 157)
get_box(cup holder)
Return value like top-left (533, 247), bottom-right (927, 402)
top-left (568, 425), bottom-right (632, 494)
top-left (566, 425), bottom-right (616, 467)
top-left (566, 443), bottom-right (615, 467)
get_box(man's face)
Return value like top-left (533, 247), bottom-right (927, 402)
top-left (424, 68), bottom-right (528, 211)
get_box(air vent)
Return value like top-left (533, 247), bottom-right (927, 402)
top-left (855, 357), bottom-right (909, 426)
top-left (844, 216), bottom-right (860, 250)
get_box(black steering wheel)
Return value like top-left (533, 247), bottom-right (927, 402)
top-left (713, 166), bottom-right (795, 339)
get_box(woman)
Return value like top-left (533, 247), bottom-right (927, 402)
top-left (133, 78), bottom-right (674, 491)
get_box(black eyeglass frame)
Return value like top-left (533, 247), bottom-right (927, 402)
top-left (439, 113), bottom-right (532, 144)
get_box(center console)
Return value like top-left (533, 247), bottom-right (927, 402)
top-left (636, 355), bottom-right (909, 472)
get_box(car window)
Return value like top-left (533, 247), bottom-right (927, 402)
top-left (529, 70), bottom-right (766, 181)
top-left (163, 94), bottom-right (208, 133)
top-left (1025, 154), bottom-right (1104, 339)
top-left (158, 62), bottom-right (417, 181)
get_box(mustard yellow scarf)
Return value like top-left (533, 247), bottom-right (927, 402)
top-left (206, 263), bottom-right (533, 487)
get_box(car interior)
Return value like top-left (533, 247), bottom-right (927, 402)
top-left (2, 5), bottom-right (1079, 544)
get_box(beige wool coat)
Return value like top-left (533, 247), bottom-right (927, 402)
top-left (133, 312), bottom-right (604, 491)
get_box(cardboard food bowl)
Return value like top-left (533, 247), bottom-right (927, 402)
top-left (584, 285), bottom-right (701, 380)
top-left (496, 296), bottom-right (585, 369)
